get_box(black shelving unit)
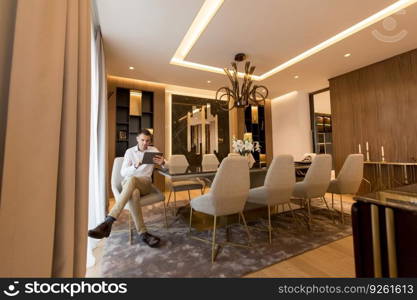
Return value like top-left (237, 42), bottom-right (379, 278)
top-left (244, 105), bottom-right (266, 163)
top-left (115, 88), bottom-right (154, 157)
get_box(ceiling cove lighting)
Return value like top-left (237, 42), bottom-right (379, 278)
top-left (170, 0), bottom-right (417, 81)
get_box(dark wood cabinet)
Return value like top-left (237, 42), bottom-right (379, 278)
top-left (352, 187), bottom-right (417, 277)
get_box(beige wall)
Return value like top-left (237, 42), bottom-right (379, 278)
top-left (313, 90), bottom-right (331, 114)
top-left (271, 91), bottom-right (312, 161)
top-left (107, 76), bottom-right (166, 193)
top-left (0, 0), bottom-right (17, 199)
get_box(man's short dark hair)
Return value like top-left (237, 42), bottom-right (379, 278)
top-left (137, 129), bottom-right (152, 137)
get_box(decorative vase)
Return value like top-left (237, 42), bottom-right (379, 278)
top-left (245, 153), bottom-right (255, 168)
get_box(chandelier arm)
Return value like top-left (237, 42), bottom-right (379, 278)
top-left (219, 92), bottom-right (235, 111)
top-left (256, 85), bottom-right (269, 100)
top-left (233, 64), bottom-right (239, 100)
top-left (215, 87), bottom-right (229, 100)
top-left (245, 61), bottom-right (250, 74)
top-left (241, 76), bottom-right (247, 100)
top-left (224, 68), bottom-right (235, 87)
top-left (245, 81), bottom-right (254, 98)
top-left (216, 87), bottom-right (237, 111)
top-left (243, 64), bottom-right (256, 105)
top-left (250, 88), bottom-right (268, 104)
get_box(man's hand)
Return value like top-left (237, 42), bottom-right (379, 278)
top-left (153, 155), bottom-right (164, 166)
top-left (134, 161), bottom-right (142, 168)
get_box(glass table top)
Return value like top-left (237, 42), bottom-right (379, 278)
top-left (159, 162), bottom-right (310, 177)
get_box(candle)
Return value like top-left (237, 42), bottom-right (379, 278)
top-left (366, 142), bottom-right (369, 151)
top-left (358, 144), bottom-right (362, 154)
top-left (381, 146), bottom-right (385, 161)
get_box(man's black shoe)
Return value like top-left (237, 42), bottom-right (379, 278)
top-left (88, 216), bottom-right (115, 239)
top-left (139, 232), bottom-right (160, 248)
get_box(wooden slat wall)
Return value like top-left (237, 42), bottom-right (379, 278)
top-left (330, 49), bottom-right (417, 175)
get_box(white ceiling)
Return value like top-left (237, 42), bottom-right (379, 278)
top-left (96, 0), bottom-right (417, 98)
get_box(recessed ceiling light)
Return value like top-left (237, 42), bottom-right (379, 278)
top-left (171, 0), bottom-right (417, 81)
top-left (294, 75), bottom-right (299, 79)
top-left (129, 66), bottom-right (135, 70)
top-left (344, 53), bottom-right (351, 57)
top-left (207, 80), bottom-right (211, 83)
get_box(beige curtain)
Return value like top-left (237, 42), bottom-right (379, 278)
top-left (0, 0), bottom-right (17, 203)
top-left (0, 0), bottom-right (91, 277)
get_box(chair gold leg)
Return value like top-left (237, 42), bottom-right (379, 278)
top-left (211, 216), bottom-right (217, 263)
top-left (331, 193), bottom-right (334, 208)
top-left (189, 207), bottom-right (193, 233)
top-left (340, 194), bottom-right (345, 224)
top-left (239, 212), bottom-right (252, 246)
top-left (187, 189), bottom-right (191, 201)
top-left (163, 201), bottom-right (168, 230)
top-left (173, 190), bottom-right (177, 214)
top-left (306, 198), bottom-right (312, 226)
top-left (167, 189), bottom-right (172, 205)
top-left (128, 212), bottom-right (133, 245)
top-left (267, 205), bottom-right (272, 244)
top-left (321, 196), bottom-right (335, 223)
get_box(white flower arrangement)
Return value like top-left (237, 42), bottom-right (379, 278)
top-left (232, 136), bottom-right (261, 155)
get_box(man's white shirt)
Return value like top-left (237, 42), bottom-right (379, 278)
top-left (121, 145), bottom-right (162, 178)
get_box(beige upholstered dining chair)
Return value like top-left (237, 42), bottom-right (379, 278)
top-left (189, 156), bottom-right (251, 263)
top-left (327, 154), bottom-right (364, 223)
top-left (247, 155), bottom-right (296, 244)
top-left (111, 157), bottom-right (167, 245)
top-left (166, 154), bottom-right (204, 212)
top-left (200, 154), bottom-right (220, 190)
top-left (292, 154), bottom-right (332, 227)
top-left (202, 153), bottom-right (220, 167)
top-left (227, 152), bottom-right (241, 157)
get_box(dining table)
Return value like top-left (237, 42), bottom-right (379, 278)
top-left (158, 161), bottom-right (311, 188)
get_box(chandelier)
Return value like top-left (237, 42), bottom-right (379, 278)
top-left (216, 53), bottom-right (268, 111)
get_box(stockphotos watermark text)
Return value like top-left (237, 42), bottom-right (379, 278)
top-left (2, 281), bottom-right (127, 297)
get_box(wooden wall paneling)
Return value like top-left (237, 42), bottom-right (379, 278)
top-left (359, 64), bottom-right (380, 163)
top-left (375, 55), bottom-right (402, 162)
top-left (330, 74), bottom-right (357, 173)
top-left (404, 52), bottom-right (417, 162)
top-left (330, 49), bottom-right (417, 192)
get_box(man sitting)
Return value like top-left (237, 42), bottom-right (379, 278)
top-left (88, 129), bottom-right (165, 247)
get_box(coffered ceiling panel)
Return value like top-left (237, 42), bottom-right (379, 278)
top-left (96, 0), bottom-right (417, 98)
top-left (187, 0), bottom-right (397, 74)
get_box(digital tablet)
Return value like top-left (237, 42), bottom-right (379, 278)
top-left (142, 152), bottom-right (163, 164)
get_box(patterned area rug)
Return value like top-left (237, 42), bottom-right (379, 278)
top-left (101, 199), bottom-right (352, 278)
